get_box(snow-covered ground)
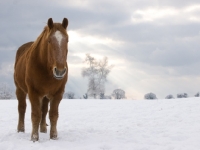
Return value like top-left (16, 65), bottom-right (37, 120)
top-left (0, 98), bottom-right (200, 150)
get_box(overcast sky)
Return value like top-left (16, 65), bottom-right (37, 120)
top-left (1, 0), bottom-right (200, 99)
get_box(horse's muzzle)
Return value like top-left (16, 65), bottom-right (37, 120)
top-left (53, 67), bottom-right (67, 80)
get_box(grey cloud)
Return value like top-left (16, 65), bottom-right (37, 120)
top-left (154, 0), bottom-right (200, 8)
top-left (0, 50), bottom-right (16, 62)
top-left (78, 18), bottom-right (200, 68)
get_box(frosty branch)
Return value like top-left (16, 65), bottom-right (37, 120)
top-left (82, 54), bottom-right (113, 98)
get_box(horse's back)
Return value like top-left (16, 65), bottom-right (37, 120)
top-left (15, 42), bottom-right (33, 66)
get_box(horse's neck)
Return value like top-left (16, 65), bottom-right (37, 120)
top-left (38, 39), bottom-right (48, 66)
top-left (31, 32), bottom-right (49, 68)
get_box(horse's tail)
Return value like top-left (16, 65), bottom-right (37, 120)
top-left (14, 42), bottom-right (34, 68)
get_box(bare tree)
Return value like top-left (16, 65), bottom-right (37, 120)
top-left (144, 92), bottom-right (157, 100)
top-left (100, 93), bottom-right (105, 99)
top-left (82, 54), bottom-right (113, 98)
top-left (195, 92), bottom-right (200, 97)
top-left (83, 93), bottom-right (88, 99)
top-left (177, 93), bottom-right (188, 98)
top-left (63, 92), bottom-right (75, 99)
top-left (112, 89), bottom-right (126, 99)
top-left (165, 94), bottom-right (174, 99)
top-left (0, 83), bottom-right (13, 99)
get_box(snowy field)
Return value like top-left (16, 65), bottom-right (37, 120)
top-left (0, 98), bottom-right (200, 150)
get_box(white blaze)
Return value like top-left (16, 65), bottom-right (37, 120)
top-left (54, 31), bottom-right (64, 63)
top-left (54, 31), bottom-right (63, 47)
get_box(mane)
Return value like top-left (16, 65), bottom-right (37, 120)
top-left (14, 27), bottom-right (48, 68)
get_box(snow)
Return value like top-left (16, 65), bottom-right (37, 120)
top-left (0, 98), bottom-right (200, 150)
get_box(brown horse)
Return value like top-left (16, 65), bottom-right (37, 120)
top-left (14, 18), bottom-right (69, 141)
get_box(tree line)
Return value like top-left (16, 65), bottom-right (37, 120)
top-left (144, 92), bottom-right (200, 100)
top-left (63, 89), bottom-right (126, 99)
top-left (0, 54), bottom-right (199, 100)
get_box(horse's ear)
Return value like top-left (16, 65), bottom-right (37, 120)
top-left (48, 18), bottom-right (54, 29)
top-left (62, 18), bottom-right (68, 29)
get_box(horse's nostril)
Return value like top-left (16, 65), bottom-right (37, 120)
top-left (62, 68), bottom-right (66, 75)
top-left (54, 67), bottom-right (66, 78)
top-left (59, 68), bottom-right (66, 76)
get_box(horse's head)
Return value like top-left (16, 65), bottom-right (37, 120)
top-left (46, 18), bottom-right (68, 80)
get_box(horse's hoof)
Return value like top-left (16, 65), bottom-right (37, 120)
top-left (31, 134), bottom-right (39, 142)
top-left (17, 126), bottom-right (25, 132)
top-left (50, 134), bottom-right (58, 140)
top-left (18, 129), bottom-right (25, 132)
top-left (40, 127), bottom-right (47, 133)
top-left (40, 130), bottom-right (47, 133)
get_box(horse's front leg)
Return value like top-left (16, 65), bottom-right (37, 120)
top-left (29, 90), bottom-right (42, 142)
top-left (49, 93), bottom-right (63, 140)
top-left (40, 97), bottom-right (49, 133)
top-left (16, 88), bottom-right (27, 132)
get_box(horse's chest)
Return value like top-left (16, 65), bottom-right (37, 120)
top-left (39, 79), bottom-right (62, 91)
top-left (27, 74), bottom-right (63, 93)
